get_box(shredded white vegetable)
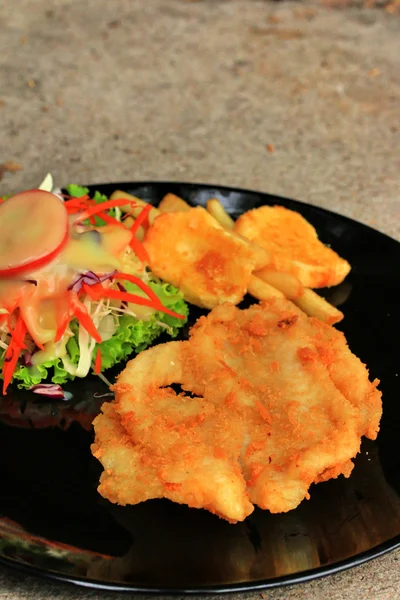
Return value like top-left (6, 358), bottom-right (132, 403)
top-left (38, 173), bottom-right (53, 192)
top-left (1, 174), bottom-right (181, 385)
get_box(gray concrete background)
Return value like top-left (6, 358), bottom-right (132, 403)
top-left (1, 0), bottom-right (399, 598)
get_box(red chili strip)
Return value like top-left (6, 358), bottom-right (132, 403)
top-left (73, 199), bottom-right (138, 224)
top-left (82, 282), bottom-right (184, 320)
top-left (130, 204), bottom-right (152, 236)
top-left (2, 313), bottom-right (27, 394)
top-left (129, 235), bottom-right (150, 265)
top-left (112, 273), bottom-right (160, 303)
top-left (54, 292), bottom-right (73, 343)
top-left (70, 295), bottom-right (102, 343)
top-left (97, 211), bottom-right (126, 228)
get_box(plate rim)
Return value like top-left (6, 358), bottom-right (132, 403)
top-left (1, 536), bottom-right (400, 594)
top-left (1, 179), bottom-right (399, 593)
top-left (86, 179), bottom-right (400, 245)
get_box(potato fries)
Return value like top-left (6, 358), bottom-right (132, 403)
top-left (159, 193), bottom-right (192, 213)
top-left (156, 193), bottom-right (270, 272)
top-left (143, 207), bottom-right (268, 309)
top-left (293, 288), bottom-right (343, 325)
top-left (206, 198), bottom-right (235, 229)
top-left (109, 190), bottom-right (160, 225)
top-left (247, 275), bottom-right (284, 301)
top-left (124, 190), bottom-right (349, 325)
top-left (255, 267), bottom-right (304, 300)
top-left (234, 205), bottom-right (351, 288)
top-left (203, 197), bottom-right (346, 324)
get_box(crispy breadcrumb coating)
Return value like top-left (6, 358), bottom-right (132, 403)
top-left (143, 207), bottom-right (269, 309)
top-left (92, 299), bottom-right (381, 523)
top-left (235, 205), bottom-right (351, 288)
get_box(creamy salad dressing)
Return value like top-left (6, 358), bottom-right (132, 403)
top-left (0, 224), bottom-right (132, 359)
top-left (0, 184), bottom-right (187, 394)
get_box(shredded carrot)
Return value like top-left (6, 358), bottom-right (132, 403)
top-left (64, 194), bottom-right (90, 203)
top-left (101, 288), bottom-right (185, 319)
top-left (64, 197), bottom-right (98, 224)
top-left (54, 291), bottom-right (102, 343)
top-left (63, 197), bottom-right (95, 214)
top-left (81, 282), bottom-right (106, 301)
top-left (142, 211), bottom-right (151, 230)
top-left (54, 292), bottom-right (73, 343)
top-left (112, 272), bottom-right (160, 303)
top-left (130, 204), bottom-right (152, 236)
top-left (129, 235), bottom-right (150, 265)
top-left (55, 318), bottom-right (69, 343)
top-left (70, 295), bottom-right (102, 343)
top-left (83, 282), bottom-right (158, 307)
top-left (82, 282), bottom-right (185, 320)
top-left (2, 313), bottom-right (27, 394)
top-left (97, 211), bottom-right (126, 228)
top-left (94, 346), bottom-right (102, 374)
top-left (73, 199), bottom-right (138, 224)
top-left (6, 315), bottom-right (27, 349)
top-left (128, 204), bottom-right (153, 264)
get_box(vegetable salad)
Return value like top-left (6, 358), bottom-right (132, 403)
top-left (0, 179), bottom-right (188, 396)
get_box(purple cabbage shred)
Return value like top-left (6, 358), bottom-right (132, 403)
top-left (68, 270), bottom-right (116, 294)
top-left (31, 384), bottom-right (68, 399)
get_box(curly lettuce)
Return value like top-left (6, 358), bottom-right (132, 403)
top-left (65, 184), bottom-right (114, 226)
top-left (9, 281), bottom-right (188, 389)
top-left (0, 183), bottom-right (188, 390)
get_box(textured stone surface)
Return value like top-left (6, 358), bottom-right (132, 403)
top-left (0, 0), bottom-right (399, 598)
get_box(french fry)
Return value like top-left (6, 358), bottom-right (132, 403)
top-left (234, 205), bottom-right (351, 289)
top-left (324, 281), bottom-right (352, 308)
top-left (142, 191), bottom-right (342, 324)
top-left (109, 190), bottom-right (160, 224)
top-left (207, 198), bottom-right (342, 323)
top-left (122, 216), bottom-right (135, 229)
top-left (122, 216), bottom-right (145, 241)
top-left (206, 198), bottom-right (270, 269)
top-left (244, 241), bottom-right (270, 271)
top-left (247, 275), bottom-right (284, 301)
top-left (206, 198), bottom-right (235, 230)
top-left (109, 190), bottom-right (149, 211)
top-left (159, 193), bottom-right (191, 213)
top-left (255, 267), bottom-right (304, 299)
top-left (256, 266), bottom-right (343, 323)
top-left (293, 288), bottom-right (343, 324)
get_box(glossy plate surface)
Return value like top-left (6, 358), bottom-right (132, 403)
top-left (0, 182), bottom-right (399, 593)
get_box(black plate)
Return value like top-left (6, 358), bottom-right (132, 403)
top-left (0, 182), bottom-right (399, 593)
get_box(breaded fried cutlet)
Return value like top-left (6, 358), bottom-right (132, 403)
top-left (92, 299), bottom-right (381, 523)
top-left (234, 205), bottom-right (351, 288)
top-left (143, 206), bottom-right (269, 309)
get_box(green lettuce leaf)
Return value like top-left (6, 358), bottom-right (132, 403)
top-left (65, 184), bottom-right (89, 198)
top-left (2, 185), bottom-right (188, 390)
top-left (65, 184), bottom-right (115, 225)
top-left (7, 281), bottom-right (188, 390)
top-left (11, 358), bottom-right (75, 388)
top-left (98, 280), bottom-right (188, 370)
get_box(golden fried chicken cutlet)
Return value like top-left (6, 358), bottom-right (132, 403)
top-left (92, 299), bottom-right (381, 523)
top-left (143, 206), bottom-right (269, 309)
top-left (234, 205), bottom-right (351, 288)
